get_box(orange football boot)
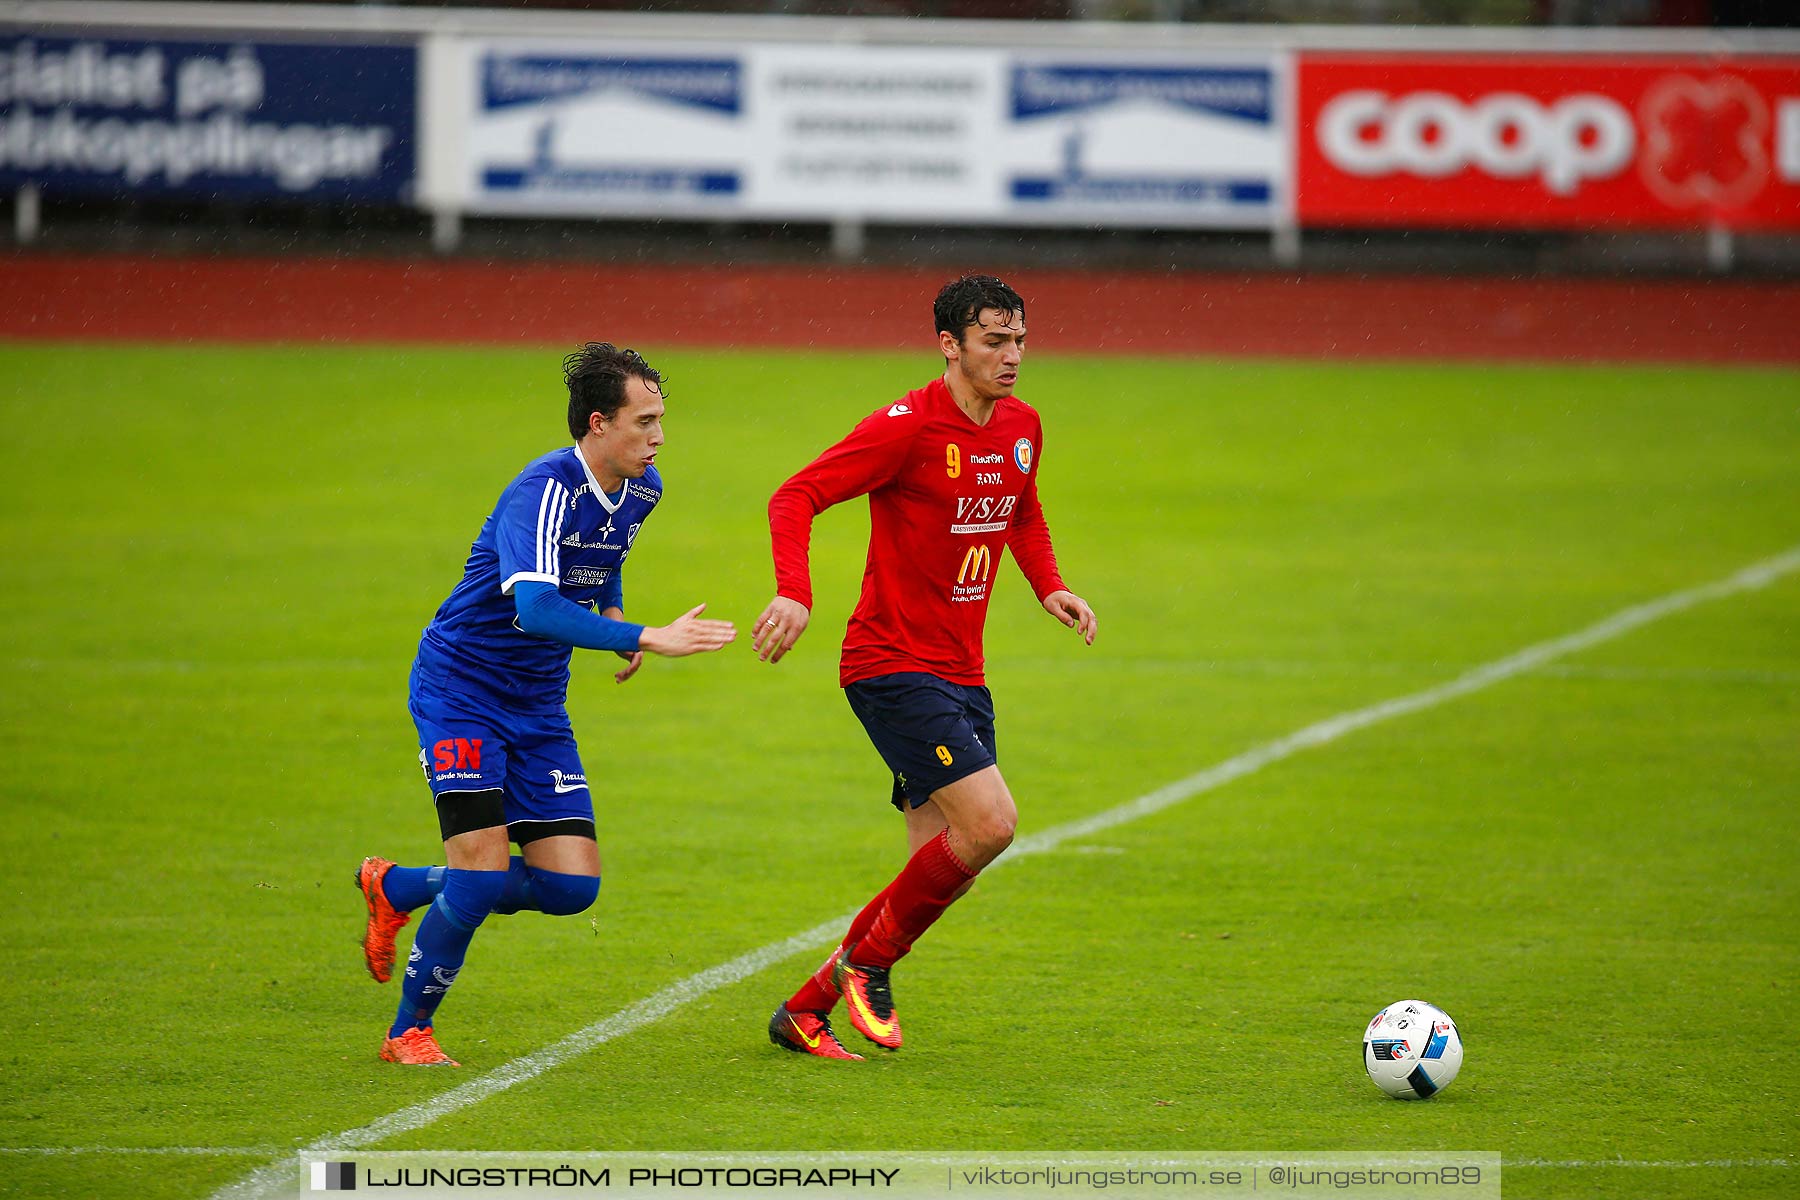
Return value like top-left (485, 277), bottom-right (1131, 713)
top-left (381, 1025), bottom-right (460, 1067)
top-left (355, 855), bottom-right (412, 983)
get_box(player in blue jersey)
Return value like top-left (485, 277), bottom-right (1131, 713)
top-left (354, 342), bottom-right (736, 1067)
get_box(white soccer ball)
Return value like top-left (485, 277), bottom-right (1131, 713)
top-left (1362, 999), bottom-right (1463, 1099)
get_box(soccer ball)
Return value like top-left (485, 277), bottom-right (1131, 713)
top-left (1362, 1000), bottom-right (1462, 1099)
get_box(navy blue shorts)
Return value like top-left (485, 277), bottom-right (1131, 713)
top-left (844, 672), bottom-right (997, 812)
top-left (408, 661), bottom-right (593, 837)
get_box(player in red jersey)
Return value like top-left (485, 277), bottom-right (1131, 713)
top-left (755, 275), bottom-right (1097, 1059)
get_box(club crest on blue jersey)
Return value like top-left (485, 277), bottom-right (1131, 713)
top-left (1014, 438), bottom-right (1033, 473)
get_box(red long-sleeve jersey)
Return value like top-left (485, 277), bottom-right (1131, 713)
top-left (769, 377), bottom-right (1068, 688)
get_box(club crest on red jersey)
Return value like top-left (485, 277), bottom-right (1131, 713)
top-left (1014, 438), bottom-right (1033, 473)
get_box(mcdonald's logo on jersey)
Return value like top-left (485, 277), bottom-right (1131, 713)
top-left (958, 544), bottom-right (993, 585)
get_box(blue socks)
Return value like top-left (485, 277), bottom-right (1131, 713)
top-left (384, 859), bottom-right (600, 1036)
top-left (492, 856), bottom-right (601, 916)
top-left (391, 868), bottom-right (506, 1037)
top-left (380, 864), bottom-right (445, 912)
top-left (381, 860), bottom-right (599, 917)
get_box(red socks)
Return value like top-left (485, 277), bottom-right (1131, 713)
top-left (784, 830), bottom-right (980, 1013)
top-left (855, 829), bottom-right (978, 968)
top-left (785, 881), bottom-right (896, 1013)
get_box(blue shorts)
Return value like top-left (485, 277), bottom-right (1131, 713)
top-left (844, 672), bottom-right (997, 812)
top-left (408, 660), bottom-right (593, 837)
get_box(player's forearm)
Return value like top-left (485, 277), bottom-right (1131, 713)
top-left (1009, 513), bottom-right (1067, 602)
top-left (768, 488), bottom-right (819, 609)
top-left (513, 581), bottom-right (644, 653)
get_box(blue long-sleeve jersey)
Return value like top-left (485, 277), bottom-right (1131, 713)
top-left (415, 446), bottom-right (660, 706)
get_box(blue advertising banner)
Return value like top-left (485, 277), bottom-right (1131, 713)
top-left (0, 34), bottom-right (416, 201)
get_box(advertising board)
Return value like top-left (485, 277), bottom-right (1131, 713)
top-left (457, 39), bottom-right (1288, 229)
top-left (0, 33), bottom-right (416, 201)
top-left (1003, 55), bottom-right (1288, 227)
top-left (1297, 54), bottom-right (1800, 231)
top-left (464, 44), bottom-right (745, 217)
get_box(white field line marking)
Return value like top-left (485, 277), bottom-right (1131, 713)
top-left (213, 543), bottom-right (1800, 1200)
top-left (1006, 545), bottom-right (1800, 859)
top-left (11, 1146), bottom-right (1788, 1169)
top-left (1016, 657), bottom-right (1800, 686)
top-left (1510, 1159), bottom-right (1793, 1169)
top-left (0, 1147), bottom-right (284, 1156)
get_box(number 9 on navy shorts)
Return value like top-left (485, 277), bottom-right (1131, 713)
top-left (844, 672), bottom-right (997, 811)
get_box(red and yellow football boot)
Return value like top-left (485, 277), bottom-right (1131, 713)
top-left (768, 1005), bottom-right (863, 1061)
top-left (832, 957), bottom-right (902, 1051)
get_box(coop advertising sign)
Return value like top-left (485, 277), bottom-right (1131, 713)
top-left (1297, 53), bottom-right (1800, 231)
top-left (457, 39), bottom-right (1289, 228)
top-left (0, 33), bottom-right (417, 200)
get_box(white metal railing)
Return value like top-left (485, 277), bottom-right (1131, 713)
top-left (5, 1), bottom-right (1799, 53)
top-left (4, 2), bottom-right (1796, 266)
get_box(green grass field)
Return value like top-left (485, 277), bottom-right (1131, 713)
top-left (1, 343), bottom-right (1796, 1200)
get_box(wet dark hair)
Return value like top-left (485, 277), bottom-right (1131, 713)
top-left (933, 274), bottom-right (1025, 344)
top-left (564, 342), bottom-right (664, 441)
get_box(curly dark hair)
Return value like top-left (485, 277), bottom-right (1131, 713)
top-left (564, 342), bottom-right (664, 441)
top-left (933, 274), bottom-right (1025, 344)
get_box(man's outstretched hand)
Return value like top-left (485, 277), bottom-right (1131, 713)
top-left (640, 604), bottom-right (738, 657)
top-left (1042, 590), bottom-right (1097, 645)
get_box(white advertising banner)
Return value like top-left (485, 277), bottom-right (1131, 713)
top-left (744, 45), bottom-right (1002, 220)
top-left (448, 38), bottom-right (1287, 229)
top-left (1000, 53), bottom-right (1289, 227)
top-left (460, 41), bottom-right (749, 217)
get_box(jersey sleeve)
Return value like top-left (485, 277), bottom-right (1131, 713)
top-left (1007, 429), bottom-right (1068, 602)
top-left (596, 570), bottom-right (624, 615)
top-left (769, 406), bottom-right (920, 609)
top-left (514, 580), bottom-right (643, 652)
top-left (496, 473), bottom-right (571, 595)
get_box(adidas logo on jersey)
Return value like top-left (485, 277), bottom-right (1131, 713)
top-left (562, 533), bottom-right (581, 547)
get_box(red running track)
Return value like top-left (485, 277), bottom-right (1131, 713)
top-left (4, 253), bottom-right (1797, 364)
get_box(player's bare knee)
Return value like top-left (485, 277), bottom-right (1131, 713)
top-left (959, 814), bottom-right (1015, 864)
top-left (986, 814), bottom-right (1017, 855)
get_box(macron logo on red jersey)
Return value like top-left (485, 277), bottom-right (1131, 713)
top-left (887, 404), bottom-right (911, 417)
